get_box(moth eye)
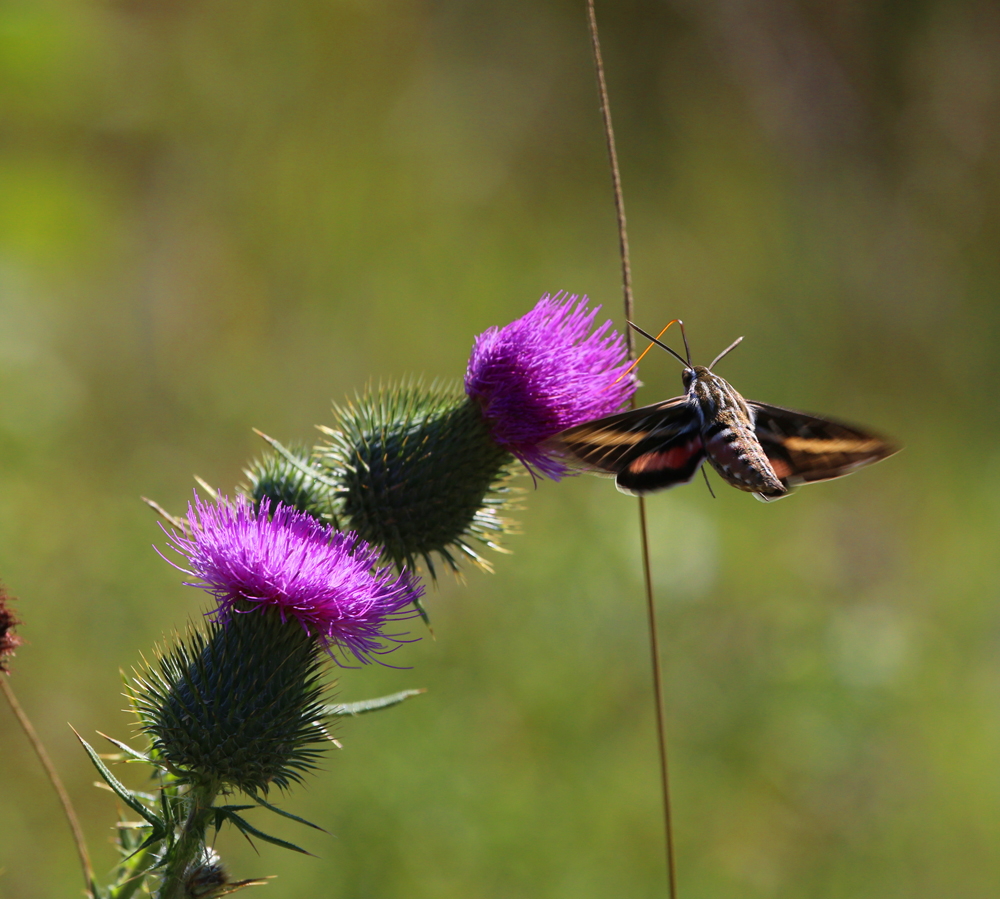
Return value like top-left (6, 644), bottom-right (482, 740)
top-left (682, 368), bottom-right (695, 389)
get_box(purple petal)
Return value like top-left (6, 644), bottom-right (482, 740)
top-left (465, 292), bottom-right (637, 478)
top-left (160, 494), bottom-right (422, 665)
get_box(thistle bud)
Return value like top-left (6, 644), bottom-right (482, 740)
top-left (315, 293), bottom-right (636, 577)
top-left (318, 383), bottom-right (519, 577)
top-left (242, 444), bottom-right (336, 525)
top-left (132, 609), bottom-right (328, 793)
top-left (183, 848), bottom-right (230, 898)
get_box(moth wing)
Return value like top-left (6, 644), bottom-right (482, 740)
top-left (613, 430), bottom-right (706, 496)
top-left (750, 402), bottom-right (899, 488)
top-left (545, 397), bottom-right (706, 496)
top-left (544, 397), bottom-right (693, 475)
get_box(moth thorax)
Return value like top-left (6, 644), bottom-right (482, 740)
top-left (690, 369), bottom-right (742, 418)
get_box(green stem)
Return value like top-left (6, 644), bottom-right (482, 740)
top-left (1, 677), bottom-right (96, 897)
top-left (156, 784), bottom-right (218, 899)
top-left (586, 2), bottom-right (678, 895)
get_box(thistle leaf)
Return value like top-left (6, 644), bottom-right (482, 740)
top-left (97, 731), bottom-right (150, 764)
top-left (323, 688), bottom-right (425, 717)
top-left (251, 796), bottom-right (327, 832)
top-left (72, 727), bottom-right (164, 831)
top-left (219, 809), bottom-right (314, 856)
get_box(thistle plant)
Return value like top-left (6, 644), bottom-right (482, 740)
top-left (101, 295), bottom-right (633, 896)
top-left (0, 584), bottom-right (21, 673)
top-left (73, 495), bottom-right (425, 898)
top-left (254, 292), bottom-right (636, 580)
top-left (4, 293), bottom-right (637, 897)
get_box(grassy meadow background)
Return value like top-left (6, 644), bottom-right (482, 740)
top-left (1, 1), bottom-right (998, 896)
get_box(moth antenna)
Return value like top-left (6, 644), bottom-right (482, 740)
top-left (677, 320), bottom-right (692, 367)
top-left (607, 320), bottom-right (681, 388)
top-left (708, 336), bottom-right (743, 371)
top-left (627, 321), bottom-right (689, 368)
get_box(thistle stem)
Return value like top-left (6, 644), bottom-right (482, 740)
top-left (587, 0), bottom-right (634, 351)
top-left (586, 2), bottom-right (678, 895)
top-left (636, 500), bottom-right (678, 897)
top-left (1, 677), bottom-right (96, 898)
top-left (156, 784), bottom-right (217, 899)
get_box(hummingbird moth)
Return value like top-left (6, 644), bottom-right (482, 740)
top-left (547, 321), bottom-right (898, 501)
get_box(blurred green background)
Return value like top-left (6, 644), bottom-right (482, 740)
top-left (1, 1), bottom-right (998, 897)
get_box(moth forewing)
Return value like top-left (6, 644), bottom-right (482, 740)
top-left (750, 402), bottom-right (899, 489)
top-left (545, 397), bottom-right (694, 475)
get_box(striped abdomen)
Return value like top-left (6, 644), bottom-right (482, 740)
top-left (688, 366), bottom-right (786, 498)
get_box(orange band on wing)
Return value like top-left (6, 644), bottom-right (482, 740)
top-left (628, 436), bottom-right (702, 473)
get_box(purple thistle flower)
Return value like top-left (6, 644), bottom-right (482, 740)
top-left (0, 584), bottom-right (21, 674)
top-left (465, 292), bottom-right (637, 479)
top-left (160, 494), bottom-right (422, 665)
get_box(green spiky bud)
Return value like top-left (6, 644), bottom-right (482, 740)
top-left (317, 382), bottom-right (520, 577)
top-left (241, 444), bottom-right (337, 525)
top-left (132, 607), bottom-right (330, 795)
